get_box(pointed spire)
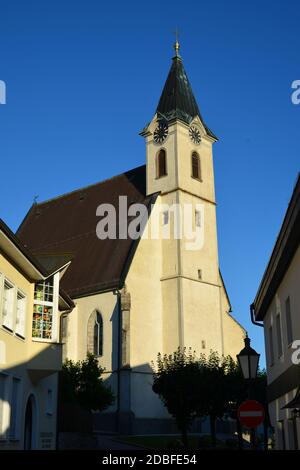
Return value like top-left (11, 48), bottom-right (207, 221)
top-left (155, 40), bottom-right (217, 139)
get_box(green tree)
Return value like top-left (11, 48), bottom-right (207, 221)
top-left (61, 353), bottom-right (115, 412)
top-left (152, 348), bottom-right (205, 447)
top-left (152, 348), bottom-right (245, 448)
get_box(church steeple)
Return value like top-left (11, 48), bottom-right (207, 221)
top-left (156, 45), bottom-right (216, 139)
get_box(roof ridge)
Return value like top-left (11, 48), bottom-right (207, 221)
top-left (35, 164), bottom-right (146, 206)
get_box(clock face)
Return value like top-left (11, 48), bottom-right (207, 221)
top-left (189, 125), bottom-right (201, 145)
top-left (153, 122), bottom-right (168, 144)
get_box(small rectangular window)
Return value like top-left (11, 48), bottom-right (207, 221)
top-left (163, 211), bottom-right (169, 225)
top-left (285, 297), bottom-right (293, 345)
top-left (269, 326), bottom-right (274, 366)
top-left (198, 269), bottom-right (202, 280)
top-left (9, 377), bottom-right (21, 440)
top-left (16, 292), bottom-right (26, 338)
top-left (276, 314), bottom-right (283, 358)
top-left (2, 280), bottom-right (14, 331)
top-left (195, 210), bottom-right (201, 227)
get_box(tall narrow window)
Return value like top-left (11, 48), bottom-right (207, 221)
top-left (285, 297), bottom-right (293, 345)
top-left (163, 210), bottom-right (169, 225)
top-left (157, 149), bottom-right (167, 178)
top-left (94, 312), bottom-right (103, 357)
top-left (2, 279), bottom-right (14, 331)
top-left (16, 291), bottom-right (26, 338)
top-left (269, 326), bottom-right (274, 366)
top-left (276, 314), bottom-right (283, 358)
top-left (33, 277), bottom-right (54, 340)
top-left (191, 152), bottom-right (201, 180)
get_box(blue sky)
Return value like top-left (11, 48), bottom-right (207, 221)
top-left (1, 0), bottom-right (299, 366)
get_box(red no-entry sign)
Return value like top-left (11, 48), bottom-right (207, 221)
top-left (237, 400), bottom-right (265, 429)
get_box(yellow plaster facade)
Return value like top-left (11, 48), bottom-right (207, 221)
top-left (0, 243), bottom-right (64, 449)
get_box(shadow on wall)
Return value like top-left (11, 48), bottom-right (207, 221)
top-left (0, 341), bottom-right (62, 449)
top-left (96, 361), bottom-right (186, 436)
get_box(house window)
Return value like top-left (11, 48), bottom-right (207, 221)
top-left (60, 314), bottom-right (68, 343)
top-left (276, 314), bottom-right (283, 358)
top-left (2, 279), bottom-right (14, 331)
top-left (195, 210), bottom-right (201, 227)
top-left (16, 291), bottom-right (26, 338)
top-left (285, 297), bottom-right (293, 345)
top-left (269, 326), bottom-right (274, 366)
top-left (156, 149), bottom-right (167, 178)
top-left (198, 269), bottom-right (202, 280)
top-left (32, 277), bottom-right (54, 340)
top-left (191, 152), bottom-right (201, 180)
top-left (9, 377), bottom-right (21, 440)
top-left (94, 312), bottom-right (103, 357)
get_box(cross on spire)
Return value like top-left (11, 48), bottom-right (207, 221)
top-left (173, 28), bottom-right (180, 57)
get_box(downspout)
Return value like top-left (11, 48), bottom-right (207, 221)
top-left (250, 303), bottom-right (264, 328)
top-left (113, 289), bottom-right (122, 433)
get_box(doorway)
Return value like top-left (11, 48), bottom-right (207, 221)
top-left (24, 395), bottom-right (37, 449)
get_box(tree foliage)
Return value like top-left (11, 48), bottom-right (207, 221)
top-left (152, 348), bottom-right (267, 447)
top-left (61, 353), bottom-right (115, 412)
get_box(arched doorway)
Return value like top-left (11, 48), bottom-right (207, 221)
top-left (24, 395), bottom-right (37, 450)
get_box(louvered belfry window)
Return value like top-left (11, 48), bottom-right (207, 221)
top-left (157, 149), bottom-right (167, 178)
top-left (192, 152), bottom-right (200, 180)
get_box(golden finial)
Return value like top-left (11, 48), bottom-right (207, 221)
top-left (173, 28), bottom-right (180, 57)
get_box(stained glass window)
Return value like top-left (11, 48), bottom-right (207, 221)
top-left (32, 277), bottom-right (54, 340)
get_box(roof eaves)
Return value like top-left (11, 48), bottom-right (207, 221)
top-left (253, 173), bottom-right (300, 320)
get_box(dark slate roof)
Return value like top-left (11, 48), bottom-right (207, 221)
top-left (156, 55), bottom-right (217, 139)
top-left (0, 218), bottom-right (74, 309)
top-left (0, 218), bottom-right (49, 277)
top-left (253, 173), bottom-right (300, 321)
top-left (17, 165), bottom-right (157, 299)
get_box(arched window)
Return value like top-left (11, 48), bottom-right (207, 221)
top-left (191, 152), bottom-right (201, 180)
top-left (94, 312), bottom-right (103, 356)
top-left (87, 310), bottom-right (103, 357)
top-left (156, 149), bottom-right (167, 178)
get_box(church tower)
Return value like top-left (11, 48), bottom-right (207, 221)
top-left (141, 41), bottom-right (227, 356)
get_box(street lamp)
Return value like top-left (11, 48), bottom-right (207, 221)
top-left (237, 335), bottom-right (260, 450)
top-left (237, 335), bottom-right (260, 381)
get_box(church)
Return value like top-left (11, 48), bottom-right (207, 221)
top-left (17, 41), bottom-right (245, 434)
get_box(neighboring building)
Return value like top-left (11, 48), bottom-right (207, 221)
top-left (252, 174), bottom-right (300, 450)
top-left (0, 219), bottom-right (73, 449)
top-left (17, 42), bottom-right (245, 433)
